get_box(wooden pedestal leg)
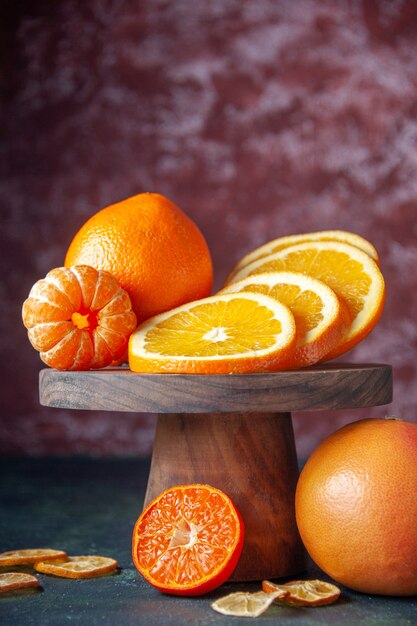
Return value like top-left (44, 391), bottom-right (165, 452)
top-left (144, 412), bottom-right (305, 582)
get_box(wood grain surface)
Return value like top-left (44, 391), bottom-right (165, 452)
top-left (144, 411), bottom-right (305, 581)
top-left (39, 364), bottom-right (392, 414)
top-left (38, 363), bottom-right (392, 582)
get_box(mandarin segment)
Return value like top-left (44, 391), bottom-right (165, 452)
top-left (22, 265), bottom-right (137, 370)
top-left (46, 266), bottom-right (82, 309)
top-left (132, 484), bottom-right (244, 595)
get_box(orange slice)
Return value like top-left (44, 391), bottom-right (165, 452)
top-left (262, 579), bottom-right (341, 606)
top-left (220, 271), bottom-right (350, 367)
top-left (226, 241), bottom-right (385, 360)
top-left (132, 484), bottom-right (244, 596)
top-left (129, 292), bottom-right (296, 374)
top-left (0, 548), bottom-right (67, 566)
top-left (229, 230), bottom-right (379, 281)
top-left (211, 590), bottom-right (287, 617)
top-left (34, 555), bottom-right (118, 579)
top-left (0, 572), bottom-right (40, 592)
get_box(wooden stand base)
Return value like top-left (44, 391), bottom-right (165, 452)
top-left (39, 364), bottom-right (393, 582)
top-left (144, 411), bottom-right (305, 581)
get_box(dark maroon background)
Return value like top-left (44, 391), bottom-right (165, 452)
top-left (1, 0), bottom-right (416, 458)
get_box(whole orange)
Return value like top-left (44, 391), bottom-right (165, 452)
top-left (65, 193), bottom-right (213, 323)
top-left (295, 418), bottom-right (417, 596)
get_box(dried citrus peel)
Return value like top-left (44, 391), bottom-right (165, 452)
top-left (34, 555), bottom-right (118, 579)
top-left (211, 590), bottom-right (287, 617)
top-left (0, 548), bottom-right (67, 566)
top-left (262, 578), bottom-right (341, 606)
top-left (212, 579), bottom-right (341, 617)
top-left (0, 572), bottom-right (40, 592)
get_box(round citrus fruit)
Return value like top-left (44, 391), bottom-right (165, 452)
top-left (295, 417), bottom-right (417, 596)
top-left (22, 265), bottom-right (137, 370)
top-left (132, 484), bottom-right (244, 595)
top-left (65, 193), bottom-right (213, 323)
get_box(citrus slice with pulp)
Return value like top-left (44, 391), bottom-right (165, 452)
top-left (34, 555), bottom-right (118, 579)
top-left (132, 484), bottom-right (244, 595)
top-left (220, 271), bottom-right (350, 368)
top-left (0, 572), bottom-right (40, 593)
top-left (226, 241), bottom-right (385, 360)
top-left (228, 230), bottom-right (379, 281)
top-left (0, 548), bottom-right (67, 566)
top-left (211, 590), bottom-right (287, 617)
top-left (128, 292), bottom-right (296, 374)
top-left (262, 579), bottom-right (341, 606)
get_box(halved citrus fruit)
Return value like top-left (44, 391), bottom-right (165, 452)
top-left (228, 230), bottom-right (379, 281)
top-left (262, 579), bottom-right (341, 606)
top-left (0, 572), bottom-right (40, 593)
top-left (226, 241), bottom-right (385, 360)
top-left (132, 484), bottom-right (244, 596)
top-left (220, 271), bottom-right (350, 368)
top-left (34, 555), bottom-right (118, 579)
top-left (128, 292), bottom-right (296, 374)
top-left (0, 548), bottom-right (68, 566)
top-left (212, 590), bottom-right (287, 617)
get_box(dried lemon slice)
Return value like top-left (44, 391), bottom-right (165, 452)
top-left (262, 579), bottom-right (341, 606)
top-left (211, 590), bottom-right (288, 617)
top-left (34, 555), bottom-right (118, 579)
top-left (0, 572), bottom-right (40, 592)
top-left (0, 548), bottom-right (67, 566)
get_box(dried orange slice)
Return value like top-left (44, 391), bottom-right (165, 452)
top-left (0, 548), bottom-right (67, 566)
top-left (262, 579), bottom-right (341, 606)
top-left (220, 271), bottom-right (350, 368)
top-left (212, 590), bottom-right (287, 617)
top-left (0, 572), bottom-right (40, 592)
top-left (132, 484), bottom-right (244, 595)
top-left (227, 241), bottom-right (385, 360)
top-left (129, 292), bottom-right (296, 374)
top-left (228, 230), bottom-right (379, 281)
top-left (34, 555), bottom-right (118, 579)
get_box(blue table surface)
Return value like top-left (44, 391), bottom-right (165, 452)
top-left (1, 456), bottom-right (416, 626)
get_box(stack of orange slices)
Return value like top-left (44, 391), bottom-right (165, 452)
top-left (128, 230), bottom-right (385, 373)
